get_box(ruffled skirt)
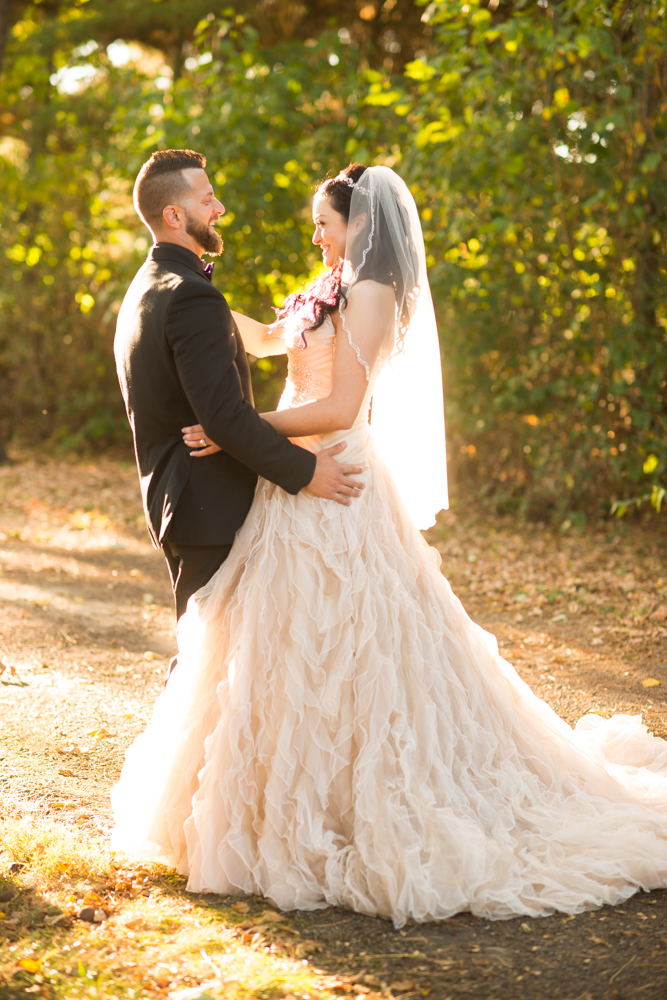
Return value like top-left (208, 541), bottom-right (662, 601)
top-left (112, 446), bottom-right (667, 924)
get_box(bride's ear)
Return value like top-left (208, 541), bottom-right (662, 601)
top-left (349, 211), bottom-right (368, 238)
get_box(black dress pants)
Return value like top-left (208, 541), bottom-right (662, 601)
top-left (162, 537), bottom-right (232, 620)
top-left (162, 538), bottom-right (232, 684)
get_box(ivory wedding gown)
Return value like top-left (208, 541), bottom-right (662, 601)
top-left (112, 314), bottom-right (667, 924)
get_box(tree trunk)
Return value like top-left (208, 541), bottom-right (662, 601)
top-left (0, 0), bottom-right (12, 77)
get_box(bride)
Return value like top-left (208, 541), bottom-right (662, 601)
top-left (112, 164), bottom-right (667, 925)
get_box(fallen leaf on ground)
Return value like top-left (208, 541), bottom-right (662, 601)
top-left (18, 959), bottom-right (41, 973)
top-left (56, 744), bottom-right (89, 756)
top-left (44, 913), bottom-right (66, 926)
top-left (82, 891), bottom-right (103, 906)
top-left (294, 939), bottom-right (323, 958)
top-left (231, 901), bottom-right (249, 913)
top-left (143, 651), bottom-right (156, 660)
top-left (123, 917), bottom-right (144, 930)
top-left (58, 768), bottom-right (76, 776)
top-left (0, 661), bottom-right (24, 684)
top-left (589, 934), bottom-right (610, 946)
top-left (257, 909), bottom-right (283, 922)
top-left (642, 678), bottom-right (660, 687)
top-left (86, 727), bottom-right (112, 739)
top-left (390, 981), bottom-right (418, 992)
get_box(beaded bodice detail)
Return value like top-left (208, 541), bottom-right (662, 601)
top-left (278, 313), bottom-right (384, 409)
top-left (275, 312), bottom-right (389, 462)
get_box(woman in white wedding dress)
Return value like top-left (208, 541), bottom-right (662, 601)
top-left (112, 164), bottom-right (667, 925)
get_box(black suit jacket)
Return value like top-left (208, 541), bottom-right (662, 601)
top-left (114, 243), bottom-right (316, 548)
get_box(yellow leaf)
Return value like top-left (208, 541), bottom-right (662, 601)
top-left (18, 959), bottom-right (41, 973)
top-left (0, 912), bottom-right (5, 918)
top-left (642, 678), bottom-right (660, 687)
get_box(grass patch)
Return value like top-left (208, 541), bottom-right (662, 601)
top-left (0, 800), bottom-right (361, 1000)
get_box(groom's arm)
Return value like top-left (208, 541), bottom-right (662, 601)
top-left (166, 279), bottom-right (316, 494)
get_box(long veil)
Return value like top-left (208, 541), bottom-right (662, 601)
top-left (340, 165), bottom-right (448, 529)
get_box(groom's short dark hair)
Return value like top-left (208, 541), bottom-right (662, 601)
top-left (134, 149), bottom-right (206, 229)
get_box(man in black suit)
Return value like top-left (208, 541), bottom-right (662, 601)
top-left (115, 149), bottom-right (363, 631)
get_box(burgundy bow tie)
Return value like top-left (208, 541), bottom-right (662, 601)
top-left (202, 261), bottom-right (215, 281)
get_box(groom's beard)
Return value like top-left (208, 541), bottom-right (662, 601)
top-left (185, 212), bottom-right (223, 256)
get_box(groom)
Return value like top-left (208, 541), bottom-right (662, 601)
top-left (115, 149), bottom-right (364, 627)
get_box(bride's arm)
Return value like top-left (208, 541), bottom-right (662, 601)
top-left (261, 281), bottom-right (395, 437)
top-left (181, 282), bottom-right (394, 453)
top-left (231, 310), bottom-right (287, 357)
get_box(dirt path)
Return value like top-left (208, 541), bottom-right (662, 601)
top-left (2, 457), bottom-right (667, 1000)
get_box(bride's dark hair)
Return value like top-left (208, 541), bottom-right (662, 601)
top-left (274, 163), bottom-right (367, 336)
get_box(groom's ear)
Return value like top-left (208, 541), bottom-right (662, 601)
top-left (161, 203), bottom-right (184, 231)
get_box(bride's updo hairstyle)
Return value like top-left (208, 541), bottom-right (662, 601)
top-left (274, 163), bottom-right (367, 336)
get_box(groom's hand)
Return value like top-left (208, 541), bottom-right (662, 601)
top-left (307, 442), bottom-right (365, 506)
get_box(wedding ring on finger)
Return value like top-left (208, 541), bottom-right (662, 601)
top-left (200, 438), bottom-right (206, 446)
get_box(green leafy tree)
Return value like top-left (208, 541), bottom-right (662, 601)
top-left (396, 0), bottom-right (667, 520)
top-left (1, 0), bottom-right (666, 524)
top-left (0, 0), bottom-right (425, 446)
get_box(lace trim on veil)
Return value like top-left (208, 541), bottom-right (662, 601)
top-left (338, 191), bottom-right (377, 380)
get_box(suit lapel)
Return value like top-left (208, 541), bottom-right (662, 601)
top-left (148, 245), bottom-right (255, 407)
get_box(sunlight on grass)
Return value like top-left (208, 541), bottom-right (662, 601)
top-left (0, 810), bottom-right (110, 885)
top-left (0, 805), bottom-right (352, 999)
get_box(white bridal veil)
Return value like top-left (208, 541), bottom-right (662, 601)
top-left (339, 165), bottom-right (448, 529)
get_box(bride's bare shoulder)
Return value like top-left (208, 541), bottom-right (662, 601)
top-left (344, 279), bottom-right (395, 310)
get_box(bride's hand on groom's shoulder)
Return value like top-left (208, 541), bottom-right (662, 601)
top-left (182, 424), bottom-right (221, 457)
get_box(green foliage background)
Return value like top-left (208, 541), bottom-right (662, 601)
top-left (1, 0), bottom-right (666, 522)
